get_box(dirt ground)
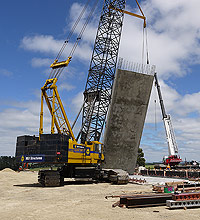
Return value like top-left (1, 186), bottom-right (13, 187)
top-left (0, 169), bottom-right (200, 220)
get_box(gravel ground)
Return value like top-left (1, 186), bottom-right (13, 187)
top-left (0, 169), bottom-right (200, 220)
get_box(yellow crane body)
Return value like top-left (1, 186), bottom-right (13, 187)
top-left (67, 140), bottom-right (104, 164)
top-left (109, 5), bottom-right (146, 28)
top-left (39, 76), bottom-right (104, 166)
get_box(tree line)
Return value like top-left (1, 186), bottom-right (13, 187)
top-left (0, 156), bottom-right (20, 171)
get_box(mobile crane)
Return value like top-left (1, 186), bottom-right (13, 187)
top-left (16, 0), bottom-right (147, 186)
top-left (154, 73), bottom-right (182, 166)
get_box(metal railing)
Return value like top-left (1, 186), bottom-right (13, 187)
top-left (117, 57), bottom-right (156, 75)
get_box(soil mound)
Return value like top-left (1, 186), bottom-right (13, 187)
top-left (1, 168), bottom-right (15, 172)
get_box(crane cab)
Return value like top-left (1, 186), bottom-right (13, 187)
top-left (163, 155), bottom-right (182, 166)
top-left (68, 139), bottom-right (104, 164)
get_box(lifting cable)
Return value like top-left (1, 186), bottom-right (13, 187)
top-left (49, 0), bottom-right (91, 79)
top-left (154, 86), bottom-right (157, 131)
top-left (142, 27), bottom-right (149, 66)
top-left (142, 26), bottom-right (145, 68)
top-left (49, 0), bottom-right (99, 80)
top-left (56, 0), bottom-right (99, 79)
top-left (145, 27), bottom-right (149, 64)
top-left (135, 0), bottom-right (150, 65)
top-left (56, 0), bottom-right (91, 61)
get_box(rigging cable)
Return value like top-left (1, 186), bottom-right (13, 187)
top-left (56, 0), bottom-right (91, 61)
top-left (145, 27), bottom-right (150, 64)
top-left (49, 0), bottom-right (91, 79)
top-left (55, 0), bottom-right (99, 80)
top-left (142, 25), bottom-right (145, 71)
top-left (153, 77), bottom-right (157, 130)
top-left (154, 98), bottom-right (157, 130)
top-left (136, 0), bottom-right (149, 66)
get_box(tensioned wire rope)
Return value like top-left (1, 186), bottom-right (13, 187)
top-left (49, 0), bottom-right (99, 80)
top-left (49, 0), bottom-right (91, 79)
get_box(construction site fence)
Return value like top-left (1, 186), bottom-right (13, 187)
top-left (141, 169), bottom-right (200, 179)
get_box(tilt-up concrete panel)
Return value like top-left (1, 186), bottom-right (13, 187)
top-left (103, 69), bottom-right (154, 174)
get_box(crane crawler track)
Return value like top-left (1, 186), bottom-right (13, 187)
top-left (38, 170), bottom-right (64, 187)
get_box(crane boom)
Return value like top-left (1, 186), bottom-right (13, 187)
top-left (78, 0), bottom-right (126, 143)
top-left (163, 115), bottom-right (178, 155)
top-left (154, 73), bottom-right (167, 119)
top-left (154, 73), bottom-right (178, 156)
top-left (79, 0), bottom-right (146, 144)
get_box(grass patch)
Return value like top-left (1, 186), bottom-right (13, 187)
top-left (145, 164), bottom-right (154, 169)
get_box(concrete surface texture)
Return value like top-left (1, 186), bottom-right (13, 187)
top-left (103, 69), bottom-right (154, 174)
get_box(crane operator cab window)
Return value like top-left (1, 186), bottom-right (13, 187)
top-left (94, 143), bottom-right (103, 161)
top-left (94, 143), bottom-right (103, 154)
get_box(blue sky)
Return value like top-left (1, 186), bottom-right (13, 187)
top-left (1, 0), bottom-right (200, 163)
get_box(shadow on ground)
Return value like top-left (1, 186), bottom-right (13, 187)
top-left (13, 183), bottom-right (41, 187)
top-left (13, 181), bottom-right (95, 188)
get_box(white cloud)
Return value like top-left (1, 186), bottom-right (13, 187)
top-left (59, 82), bottom-right (75, 91)
top-left (67, 2), bottom-right (99, 43)
top-left (146, 80), bottom-right (200, 122)
top-left (20, 1), bottom-right (200, 81)
top-left (0, 68), bottom-right (13, 77)
top-left (21, 35), bottom-right (62, 55)
top-left (31, 58), bottom-right (52, 67)
top-left (119, 0), bottom-right (200, 79)
top-left (21, 34), bottom-right (93, 63)
top-left (71, 92), bottom-right (84, 112)
top-left (21, 2), bottom-right (98, 66)
top-left (145, 78), bottom-right (180, 124)
top-left (175, 92), bottom-right (200, 116)
top-left (0, 100), bottom-right (42, 155)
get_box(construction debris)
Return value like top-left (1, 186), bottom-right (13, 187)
top-left (109, 176), bottom-right (200, 209)
top-left (166, 192), bottom-right (200, 209)
top-left (141, 168), bottom-right (200, 179)
top-left (177, 183), bottom-right (200, 192)
top-left (111, 191), bottom-right (200, 209)
top-left (152, 184), bottom-right (166, 193)
top-left (112, 193), bottom-right (172, 208)
top-left (128, 178), bottom-right (146, 184)
top-left (166, 199), bottom-right (200, 209)
top-left (153, 181), bottom-right (200, 194)
top-left (172, 192), bottom-right (200, 201)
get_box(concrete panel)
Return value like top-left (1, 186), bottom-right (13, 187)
top-left (103, 69), bottom-right (154, 174)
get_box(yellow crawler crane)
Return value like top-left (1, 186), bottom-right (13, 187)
top-left (38, 54), bottom-right (105, 186)
top-left (39, 59), bottom-right (104, 162)
top-left (35, 1), bottom-right (106, 186)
